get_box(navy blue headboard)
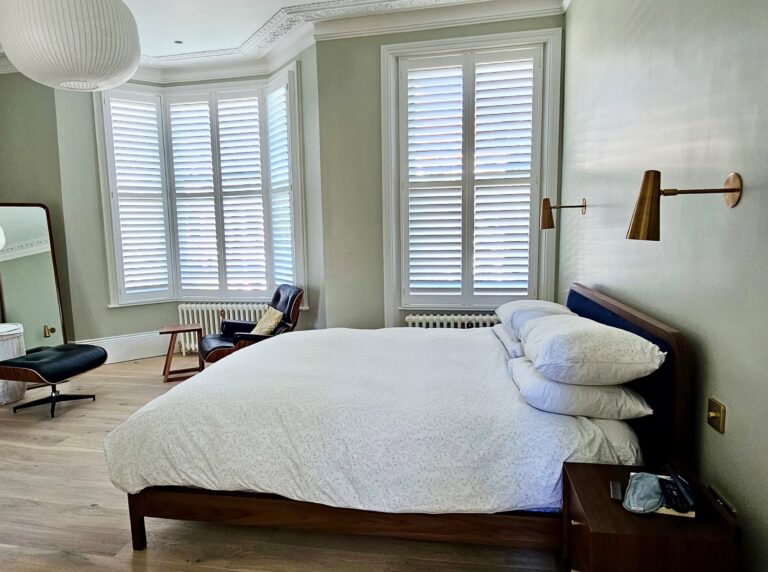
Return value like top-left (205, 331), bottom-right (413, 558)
top-left (565, 284), bottom-right (694, 469)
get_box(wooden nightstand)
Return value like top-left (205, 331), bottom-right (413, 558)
top-left (562, 463), bottom-right (740, 572)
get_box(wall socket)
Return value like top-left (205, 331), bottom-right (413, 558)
top-left (707, 398), bottom-right (726, 433)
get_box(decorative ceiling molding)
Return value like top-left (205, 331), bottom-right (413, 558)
top-left (0, 236), bottom-right (51, 262)
top-left (314, 0), bottom-right (563, 40)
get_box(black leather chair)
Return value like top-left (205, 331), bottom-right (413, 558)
top-left (200, 285), bottom-right (304, 363)
top-left (0, 344), bottom-right (108, 418)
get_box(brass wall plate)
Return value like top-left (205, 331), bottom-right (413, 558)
top-left (707, 398), bottom-right (726, 433)
top-left (723, 173), bottom-right (742, 208)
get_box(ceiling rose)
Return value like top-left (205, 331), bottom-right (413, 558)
top-left (0, 0), bottom-right (141, 91)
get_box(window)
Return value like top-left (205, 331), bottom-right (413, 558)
top-left (382, 31), bottom-right (561, 322)
top-left (99, 72), bottom-right (304, 305)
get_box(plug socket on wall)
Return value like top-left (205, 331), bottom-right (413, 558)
top-left (707, 398), bottom-right (726, 433)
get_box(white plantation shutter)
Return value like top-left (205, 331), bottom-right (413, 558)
top-left (101, 77), bottom-right (303, 305)
top-left (399, 48), bottom-right (542, 307)
top-left (406, 64), bottom-right (464, 295)
top-left (473, 58), bottom-right (534, 295)
top-left (267, 83), bottom-right (294, 285)
top-left (217, 95), bottom-right (267, 291)
top-left (167, 99), bottom-right (220, 291)
top-left (104, 93), bottom-right (173, 302)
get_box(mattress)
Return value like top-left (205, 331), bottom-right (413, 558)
top-left (104, 327), bottom-right (641, 513)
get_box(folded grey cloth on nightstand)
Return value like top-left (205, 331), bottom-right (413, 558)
top-left (623, 472), bottom-right (663, 514)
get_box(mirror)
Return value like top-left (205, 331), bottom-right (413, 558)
top-left (0, 204), bottom-right (65, 349)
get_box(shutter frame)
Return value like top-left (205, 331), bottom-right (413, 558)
top-left (398, 47), bottom-right (544, 309)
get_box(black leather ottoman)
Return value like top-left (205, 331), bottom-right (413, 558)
top-left (0, 344), bottom-right (108, 418)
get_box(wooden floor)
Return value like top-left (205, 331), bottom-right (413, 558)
top-left (0, 356), bottom-right (559, 571)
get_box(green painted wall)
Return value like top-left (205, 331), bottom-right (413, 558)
top-left (315, 15), bottom-right (564, 328)
top-left (559, 1), bottom-right (768, 568)
top-left (0, 252), bottom-right (65, 348)
top-left (0, 74), bottom-right (75, 339)
top-left (54, 90), bottom-right (179, 339)
top-left (296, 45), bottom-right (326, 330)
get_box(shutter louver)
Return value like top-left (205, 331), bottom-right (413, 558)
top-left (407, 66), bottom-right (463, 183)
top-left (474, 60), bottom-right (533, 180)
top-left (168, 100), bottom-right (220, 290)
top-left (108, 97), bottom-right (171, 295)
top-left (473, 184), bottom-right (530, 293)
top-left (267, 85), bottom-right (294, 285)
top-left (406, 65), bottom-right (464, 295)
top-left (473, 59), bottom-right (534, 295)
top-left (408, 186), bottom-right (463, 293)
top-left (217, 96), bottom-right (267, 291)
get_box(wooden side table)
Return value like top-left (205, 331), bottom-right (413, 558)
top-left (563, 462), bottom-right (740, 572)
top-left (159, 324), bottom-right (204, 383)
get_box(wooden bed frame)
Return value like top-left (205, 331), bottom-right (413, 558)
top-left (127, 283), bottom-right (694, 551)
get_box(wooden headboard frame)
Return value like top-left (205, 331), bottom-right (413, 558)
top-left (567, 283), bottom-right (695, 470)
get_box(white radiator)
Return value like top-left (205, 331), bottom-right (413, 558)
top-left (404, 313), bottom-right (499, 329)
top-left (177, 302), bottom-right (270, 354)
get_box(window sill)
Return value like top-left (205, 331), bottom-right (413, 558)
top-left (108, 299), bottom-right (310, 312)
top-left (398, 305), bottom-right (501, 313)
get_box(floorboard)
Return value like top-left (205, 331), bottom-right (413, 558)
top-left (0, 356), bottom-right (558, 571)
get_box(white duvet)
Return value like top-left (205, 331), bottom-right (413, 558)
top-left (104, 327), bottom-right (638, 513)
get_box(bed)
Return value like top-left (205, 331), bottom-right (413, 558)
top-left (107, 284), bottom-right (693, 550)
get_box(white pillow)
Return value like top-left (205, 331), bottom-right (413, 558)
top-left (491, 323), bottom-right (524, 358)
top-left (495, 300), bottom-right (574, 339)
top-left (509, 358), bottom-right (653, 420)
top-left (520, 314), bottom-right (666, 385)
top-left (590, 418), bottom-right (644, 465)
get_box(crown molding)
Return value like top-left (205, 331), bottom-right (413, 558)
top-left (0, 237), bottom-right (50, 262)
top-left (314, 0), bottom-right (563, 40)
top-left (132, 23), bottom-right (315, 84)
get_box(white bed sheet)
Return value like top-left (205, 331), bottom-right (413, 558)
top-left (104, 327), bottom-right (640, 513)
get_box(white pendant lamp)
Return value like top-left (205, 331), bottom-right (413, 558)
top-left (0, 0), bottom-right (141, 91)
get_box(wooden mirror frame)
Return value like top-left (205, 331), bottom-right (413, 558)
top-left (0, 202), bottom-right (68, 343)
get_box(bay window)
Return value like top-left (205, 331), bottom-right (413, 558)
top-left (98, 70), bottom-right (303, 305)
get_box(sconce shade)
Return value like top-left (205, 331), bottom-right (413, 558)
top-left (540, 198), bottom-right (555, 230)
top-left (627, 170), bottom-right (662, 241)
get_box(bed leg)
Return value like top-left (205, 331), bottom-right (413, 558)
top-left (128, 493), bottom-right (147, 550)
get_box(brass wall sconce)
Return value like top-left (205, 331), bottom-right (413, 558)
top-left (540, 198), bottom-right (587, 230)
top-left (627, 170), bottom-right (743, 241)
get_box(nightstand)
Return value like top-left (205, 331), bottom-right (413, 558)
top-left (562, 463), bottom-right (739, 572)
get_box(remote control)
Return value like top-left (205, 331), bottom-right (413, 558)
top-left (610, 480), bottom-right (623, 501)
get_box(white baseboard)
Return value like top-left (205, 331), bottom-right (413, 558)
top-left (76, 331), bottom-right (169, 364)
